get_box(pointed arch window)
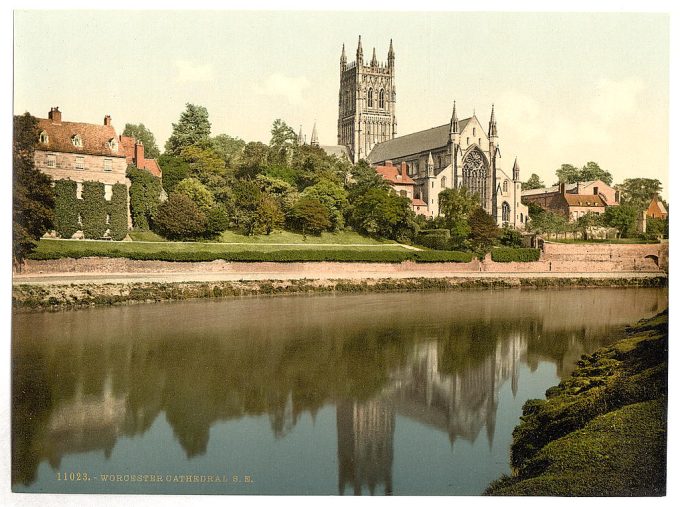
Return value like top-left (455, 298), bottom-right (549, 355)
top-left (462, 148), bottom-right (488, 204)
top-left (502, 202), bottom-right (511, 224)
top-left (367, 88), bottom-right (373, 108)
top-left (379, 89), bottom-right (385, 108)
top-left (441, 176), bottom-right (446, 188)
top-left (503, 180), bottom-right (508, 193)
top-left (39, 131), bottom-right (49, 144)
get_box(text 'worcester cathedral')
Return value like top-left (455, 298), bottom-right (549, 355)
top-left (337, 36), bottom-right (528, 228)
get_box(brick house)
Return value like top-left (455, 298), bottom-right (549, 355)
top-left (34, 107), bottom-right (132, 232)
top-left (646, 194), bottom-right (668, 220)
top-left (119, 135), bottom-right (162, 177)
top-left (522, 179), bottom-right (618, 221)
top-left (376, 161), bottom-right (429, 216)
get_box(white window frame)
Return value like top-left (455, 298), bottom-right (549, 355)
top-left (103, 158), bottom-right (112, 172)
top-left (75, 156), bottom-right (85, 170)
top-left (46, 153), bottom-right (56, 168)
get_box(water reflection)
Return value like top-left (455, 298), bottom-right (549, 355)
top-left (12, 288), bottom-right (667, 494)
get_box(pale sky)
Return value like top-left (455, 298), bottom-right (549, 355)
top-left (13, 10), bottom-right (670, 195)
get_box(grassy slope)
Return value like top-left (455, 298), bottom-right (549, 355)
top-left (486, 311), bottom-right (668, 496)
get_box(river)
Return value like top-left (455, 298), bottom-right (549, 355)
top-left (12, 287), bottom-right (667, 495)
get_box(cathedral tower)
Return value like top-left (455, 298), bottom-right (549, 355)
top-left (338, 36), bottom-right (397, 163)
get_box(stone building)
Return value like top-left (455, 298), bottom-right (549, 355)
top-left (522, 179), bottom-right (619, 221)
top-left (338, 37), bottom-right (397, 163)
top-left (337, 38), bottom-right (527, 227)
top-left (374, 161), bottom-right (428, 216)
top-left (34, 107), bottom-right (132, 233)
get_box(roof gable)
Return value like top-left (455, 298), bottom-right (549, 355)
top-left (36, 118), bottom-right (125, 158)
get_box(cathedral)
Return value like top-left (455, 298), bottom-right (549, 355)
top-left (337, 37), bottom-right (527, 228)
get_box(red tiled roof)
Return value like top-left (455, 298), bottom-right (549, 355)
top-left (140, 158), bottom-right (162, 177)
top-left (376, 164), bottom-right (415, 185)
top-left (36, 118), bottom-right (125, 158)
top-left (647, 196), bottom-right (667, 218)
top-left (563, 194), bottom-right (606, 207)
top-left (119, 135), bottom-right (136, 164)
top-left (412, 198), bottom-right (427, 206)
top-left (119, 134), bottom-right (162, 177)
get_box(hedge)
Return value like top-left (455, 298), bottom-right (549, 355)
top-left (29, 247), bottom-right (474, 264)
top-left (491, 247), bottom-right (540, 262)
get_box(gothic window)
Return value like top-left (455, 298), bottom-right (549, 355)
top-left (437, 155), bottom-right (442, 168)
top-left (379, 89), bottom-right (385, 108)
top-left (441, 176), bottom-right (446, 188)
top-left (39, 131), bottom-right (49, 144)
top-left (467, 137), bottom-right (470, 146)
top-left (368, 88), bottom-right (373, 107)
top-left (520, 212), bottom-right (524, 223)
top-left (502, 202), bottom-right (511, 224)
top-left (473, 127), bottom-right (476, 136)
top-left (478, 138), bottom-right (481, 146)
top-left (71, 134), bottom-right (83, 148)
top-left (503, 180), bottom-right (508, 193)
top-left (462, 148), bottom-right (488, 204)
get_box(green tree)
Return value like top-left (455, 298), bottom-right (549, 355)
top-left (164, 103), bottom-right (211, 155)
top-left (349, 187), bottom-right (416, 241)
top-left (301, 179), bottom-right (348, 231)
top-left (468, 207), bottom-right (499, 253)
top-left (527, 209), bottom-right (569, 234)
top-left (580, 161), bottom-right (613, 185)
top-left (646, 217), bottom-right (668, 239)
top-left (603, 204), bottom-right (638, 238)
top-left (153, 193), bottom-right (207, 240)
top-left (158, 154), bottom-right (190, 195)
top-left (13, 113), bottom-right (54, 267)
top-left (236, 142), bottom-right (270, 179)
top-left (616, 178), bottom-right (664, 211)
top-left (498, 225), bottom-right (523, 247)
top-left (174, 177), bottom-right (215, 213)
top-left (269, 119), bottom-right (297, 162)
top-left (211, 134), bottom-right (246, 168)
top-left (256, 195), bottom-right (285, 235)
top-left (122, 123), bottom-right (160, 159)
top-left (231, 179), bottom-right (263, 235)
top-left (522, 173), bottom-right (544, 190)
top-left (288, 197), bottom-right (332, 236)
top-left (555, 164), bottom-right (580, 184)
top-left (179, 144), bottom-right (228, 194)
top-left (205, 204), bottom-right (231, 237)
top-left (438, 187), bottom-right (479, 246)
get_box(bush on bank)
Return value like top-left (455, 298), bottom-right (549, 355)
top-left (28, 247), bottom-right (474, 263)
top-left (491, 247), bottom-right (540, 263)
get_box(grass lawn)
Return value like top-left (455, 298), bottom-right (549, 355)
top-left (128, 229), bottom-right (395, 245)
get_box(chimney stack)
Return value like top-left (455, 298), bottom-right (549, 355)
top-left (134, 141), bottom-right (145, 167)
top-left (559, 182), bottom-right (566, 195)
top-left (48, 107), bottom-right (62, 123)
top-left (104, 115), bottom-right (112, 126)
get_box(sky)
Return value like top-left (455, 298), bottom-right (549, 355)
top-left (13, 10), bottom-right (670, 195)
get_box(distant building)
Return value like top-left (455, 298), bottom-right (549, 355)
top-left (375, 161), bottom-right (428, 216)
top-left (522, 179), bottom-right (619, 221)
top-left (646, 194), bottom-right (668, 220)
top-left (337, 37), bottom-right (527, 227)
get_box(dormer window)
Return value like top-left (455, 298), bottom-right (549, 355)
top-left (39, 131), bottom-right (49, 144)
top-left (71, 134), bottom-right (83, 148)
top-left (108, 138), bottom-right (118, 152)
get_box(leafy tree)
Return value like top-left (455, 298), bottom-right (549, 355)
top-left (349, 187), bottom-right (416, 241)
top-left (256, 195), bottom-right (285, 235)
top-left (301, 179), bottom-right (348, 231)
top-left (127, 165), bottom-right (163, 230)
top-left (255, 174), bottom-right (299, 214)
top-left (231, 179), bottom-right (263, 235)
top-left (158, 154), bottom-right (190, 195)
top-left (348, 159), bottom-right (390, 196)
top-left (555, 162), bottom-right (613, 186)
top-left (269, 119), bottom-right (297, 162)
top-left (580, 161), bottom-right (613, 185)
top-left (522, 173), bottom-right (544, 190)
top-left (122, 123), bottom-right (160, 159)
top-left (468, 207), bottom-right (499, 253)
top-left (438, 187), bottom-right (479, 246)
top-left (646, 217), bottom-right (668, 239)
top-left (13, 113), bottom-right (55, 267)
top-left (174, 177), bottom-right (215, 213)
top-left (555, 164), bottom-right (580, 184)
top-left (616, 178), bottom-right (664, 211)
top-left (603, 204), bottom-right (639, 238)
top-left (498, 225), bottom-right (523, 247)
top-left (211, 134), bottom-right (246, 168)
top-left (575, 211), bottom-right (605, 231)
top-left (527, 209), bottom-right (569, 234)
top-left (236, 141), bottom-right (270, 179)
top-left (288, 197), bottom-right (332, 236)
top-left (205, 204), bottom-right (231, 237)
top-left (292, 144), bottom-right (348, 189)
top-left (179, 144), bottom-right (228, 195)
top-left (164, 103), bottom-right (211, 155)
top-left (153, 193), bottom-right (207, 240)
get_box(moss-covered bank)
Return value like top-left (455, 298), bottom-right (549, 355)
top-left (12, 275), bottom-right (667, 312)
top-left (486, 311), bottom-right (668, 496)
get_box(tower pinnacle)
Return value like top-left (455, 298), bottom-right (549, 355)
top-left (356, 35), bottom-right (363, 64)
top-left (489, 104), bottom-right (498, 138)
top-left (450, 100), bottom-right (459, 134)
top-left (371, 47), bottom-right (377, 66)
top-left (340, 43), bottom-right (347, 70)
top-left (311, 122), bottom-right (319, 147)
top-left (388, 39), bottom-right (395, 69)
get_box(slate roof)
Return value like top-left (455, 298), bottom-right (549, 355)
top-left (320, 145), bottom-right (350, 160)
top-left (36, 118), bottom-right (125, 158)
top-left (368, 118), bottom-right (471, 163)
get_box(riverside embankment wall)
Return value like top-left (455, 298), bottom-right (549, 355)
top-left (16, 242), bottom-right (668, 278)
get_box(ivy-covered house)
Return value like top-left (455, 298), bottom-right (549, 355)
top-left (33, 107), bottom-right (131, 240)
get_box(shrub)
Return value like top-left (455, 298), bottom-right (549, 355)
top-left (491, 247), bottom-right (540, 262)
top-left (416, 229), bottom-right (451, 250)
top-left (80, 182), bottom-right (108, 239)
top-left (153, 193), bottom-right (208, 240)
top-left (127, 165), bottom-right (162, 230)
top-left (108, 183), bottom-right (129, 240)
top-left (53, 180), bottom-right (79, 238)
